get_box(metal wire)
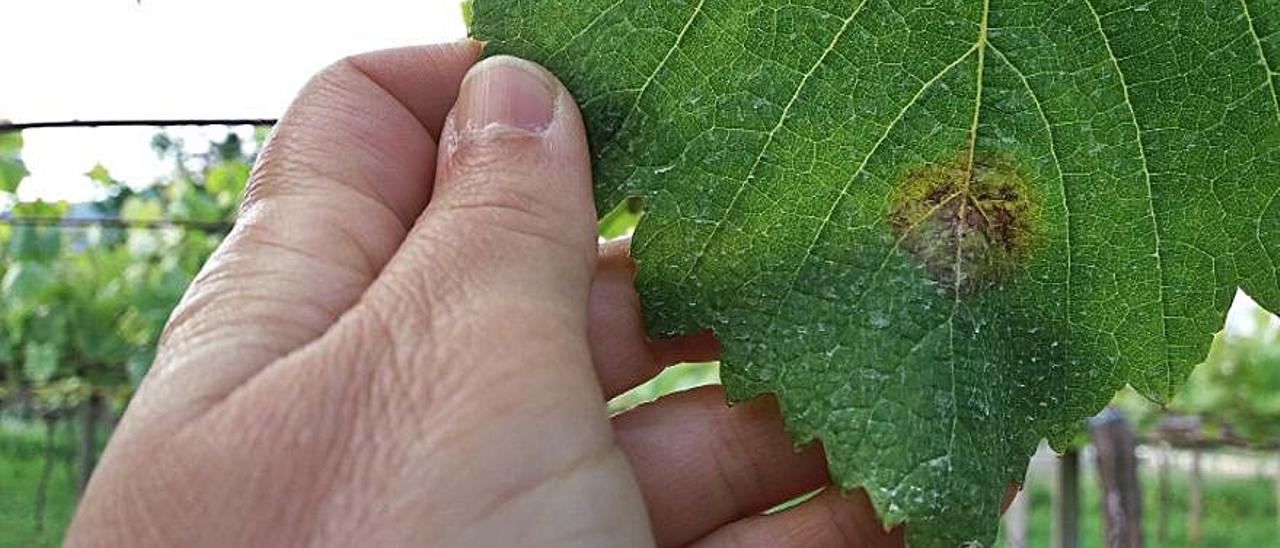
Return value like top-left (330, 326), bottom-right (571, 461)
top-left (0, 216), bottom-right (234, 232)
top-left (0, 119), bottom-right (263, 231)
top-left (0, 119), bottom-right (277, 132)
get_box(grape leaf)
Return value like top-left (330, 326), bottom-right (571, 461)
top-left (470, 1), bottom-right (1280, 545)
top-left (0, 131), bottom-right (28, 194)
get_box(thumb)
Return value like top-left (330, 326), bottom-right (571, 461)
top-left (350, 54), bottom-right (601, 383)
top-left (293, 56), bottom-right (646, 543)
top-left (425, 55), bottom-right (599, 307)
top-left (365, 55), bottom-right (599, 330)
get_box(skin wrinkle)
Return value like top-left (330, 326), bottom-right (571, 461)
top-left (822, 493), bottom-right (863, 547)
top-left (143, 64), bottom-right (427, 409)
top-left (166, 127), bottom-right (429, 417)
top-left (590, 247), bottom-right (663, 398)
top-left (182, 297), bottom-right (369, 429)
top-left (358, 238), bottom-right (506, 356)
top-left (289, 61), bottom-right (435, 226)
top-left (709, 399), bottom-right (766, 511)
top-left (167, 290), bottom-right (336, 351)
top-left (243, 141), bottom-right (416, 236)
top-left (613, 387), bottom-right (831, 547)
top-left (339, 54), bottom-right (444, 145)
top-left (355, 299), bottom-right (589, 456)
top-left (312, 335), bottom-right (401, 547)
top-left (226, 217), bottom-right (385, 283)
top-left (120, 474), bottom-right (177, 546)
top-left (434, 133), bottom-right (590, 257)
top-left (358, 305), bottom-right (412, 422)
top-left (467, 439), bottom-right (626, 531)
top-left (203, 337), bottom-right (378, 545)
top-left (345, 43), bottom-right (481, 141)
top-left (243, 119), bottom-right (430, 241)
top-left (245, 125), bottom-right (413, 233)
top-left (693, 420), bottom-right (746, 537)
top-left (90, 429), bottom-right (178, 544)
top-left (697, 489), bottom-right (880, 547)
top-left (155, 290), bottom-right (332, 377)
top-left (372, 228), bottom-right (472, 305)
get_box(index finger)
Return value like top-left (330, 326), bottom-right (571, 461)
top-left (136, 42), bottom-right (480, 428)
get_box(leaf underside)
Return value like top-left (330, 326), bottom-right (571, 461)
top-left (470, 1), bottom-right (1280, 546)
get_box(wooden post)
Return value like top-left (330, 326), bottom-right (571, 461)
top-left (1003, 488), bottom-right (1029, 548)
top-left (1090, 408), bottom-right (1143, 547)
top-left (1157, 444), bottom-right (1171, 545)
top-left (75, 393), bottom-right (102, 495)
top-left (32, 415), bottom-right (56, 537)
top-left (1188, 449), bottom-right (1203, 547)
top-left (1274, 456), bottom-right (1280, 535)
top-left (1053, 448), bottom-right (1080, 548)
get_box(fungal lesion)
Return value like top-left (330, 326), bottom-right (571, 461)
top-left (888, 152), bottom-right (1039, 295)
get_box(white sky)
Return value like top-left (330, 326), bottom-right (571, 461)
top-left (2, 0), bottom-right (467, 202)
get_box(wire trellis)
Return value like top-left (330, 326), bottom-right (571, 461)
top-left (0, 118), bottom-right (277, 132)
top-left (0, 216), bottom-right (234, 232)
top-left (1, 118), bottom-right (272, 232)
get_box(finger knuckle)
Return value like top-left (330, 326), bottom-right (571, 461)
top-left (441, 138), bottom-right (582, 253)
top-left (238, 57), bottom-right (380, 217)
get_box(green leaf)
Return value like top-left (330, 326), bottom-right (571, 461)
top-left (205, 160), bottom-right (250, 196)
top-left (0, 131), bottom-right (28, 193)
top-left (1172, 313), bottom-right (1280, 444)
top-left (8, 224), bottom-right (63, 262)
top-left (86, 163), bottom-right (116, 187)
top-left (1, 261), bottom-right (55, 302)
top-left (120, 196), bottom-right (164, 223)
top-left (22, 342), bottom-right (59, 384)
top-left (0, 330), bottom-right (15, 365)
top-left (471, 1), bottom-right (1280, 545)
top-left (11, 199), bottom-right (69, 219)
top-left (205, 160), bottom-right (251, 210)
top-left (167, 179), bottom-right (227, 222)
top-left (597, 195), bottom-right (642, 239)
top-left (461, 0), bottom-right (475, 27)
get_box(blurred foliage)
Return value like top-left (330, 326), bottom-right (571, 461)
top-left (995, 464), bottom-right (1279, 547)
top-left (0, 131), bottom-right (28, 194)
top-left (598, 196), bottom-right (643, 241)
top-left (0, 419), bottom-right (80, 548)
top-left (1171, 309), bottom-right (1280, 444)
top-left (0, 130), bottom-right (254, 415)
top-left (1111, 305), bottom-right (1280, 446)
top-left (608, 362), bottom-right (719, 414)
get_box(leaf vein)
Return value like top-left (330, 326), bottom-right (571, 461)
top-left (770, 45), bottom-right (980, 315)
top-left (608, 0), bottom-right (705, 148)
top-left (543, 0), bottom-right (627, 65)
top-left (1239, 0), bottom-right (1280, 122)
top-left (989, 43), bottom-right (1075, 366)
top-left (1082, 0), bottom-right (1172, 397)
top-left (678, 0), bottom-right (874, 284)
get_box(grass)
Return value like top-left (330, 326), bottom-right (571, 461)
top-left (996, 463), bottom-right (1279, 547)
top-left (0, 420), bottom-right (79, 548)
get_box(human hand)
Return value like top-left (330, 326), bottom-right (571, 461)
top-left (67, 41), bottom-right (904, 547)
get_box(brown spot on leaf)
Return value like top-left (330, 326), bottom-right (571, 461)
top-left (888, 152), bottom-right (1039, 295)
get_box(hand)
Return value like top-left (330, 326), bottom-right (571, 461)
top-left (67, 41), bottom-right (904, 547)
